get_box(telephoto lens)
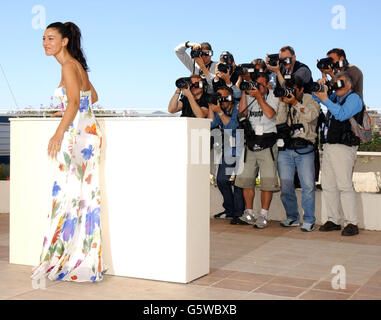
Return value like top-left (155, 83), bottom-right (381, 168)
top-left (239, 81), bottom-right (258, 91)
top-left (273, 87), bottom-right (296, 98)
top-left (311, 82), bottom-right (327, 93)
top-left (317, 57), bottom-right (334, 70)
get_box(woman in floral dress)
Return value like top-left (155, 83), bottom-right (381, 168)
top-left (31, 22), bottom-right (104, 282)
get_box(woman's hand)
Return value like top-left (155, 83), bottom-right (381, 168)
top-left (48, 131), bottom-right (64, 160)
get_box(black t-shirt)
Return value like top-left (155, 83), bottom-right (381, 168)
top-left (180, 93), bottom-right (209, 118)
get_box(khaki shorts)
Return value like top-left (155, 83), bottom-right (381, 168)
top-left (235, 144), bottom-right (280, 192)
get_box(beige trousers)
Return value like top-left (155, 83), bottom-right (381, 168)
top-left (321, 143), bottom-right (358, 226)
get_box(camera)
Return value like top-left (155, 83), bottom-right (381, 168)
top-left (239, 81), bottom-right (260, 91)
top-left (279, 57), bottom-right (293, 65)
top-left (208, 92), bottom-right (232, 105)
top-left (235, 64), bottom-right (256, 76)
top-left (267, 54), bottom-right (279, 67)
top-left (217, 63), bottom-right (232, 74)
top-left (311, 82), bottom-right (328, 93)
top-left (175, 77), bottom-right (191, 89)
top-left (273, 86), bottom-right (296, 98)
top-left (191, 49), bottom-right (213, 58)
top-left (220, 51), bottom-right (234, 64)
top-left (317, 57), bottom-right (334, 70)
top-left (238, 112), bottom-right (256, 141)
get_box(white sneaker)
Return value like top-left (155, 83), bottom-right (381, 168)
top-left (240, 210), bottom-right (256, 225)
top-left (254, 215), bottom-right (268, 229)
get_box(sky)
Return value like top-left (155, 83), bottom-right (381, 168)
top-left (0, 0), bottom-right (380, 111)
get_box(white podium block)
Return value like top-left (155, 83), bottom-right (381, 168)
top-left (10, 117), bottom-right (210, 283)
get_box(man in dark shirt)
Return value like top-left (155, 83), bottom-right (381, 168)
top-left (266, 46), bottom-right (314, 93)
top-left (168, 74), bottom-right (209, 118)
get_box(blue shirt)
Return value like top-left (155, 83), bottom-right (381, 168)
top-left (210, 102), bottom-right (241, 157)
top-left (312, 90), bottom-right (363, 121)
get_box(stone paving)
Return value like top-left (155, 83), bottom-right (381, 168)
top-left (0, 213), bottom-right (381, 300)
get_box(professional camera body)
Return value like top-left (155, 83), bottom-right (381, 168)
top-left (267, 54), bottom-right (279, 67)
top-left (317, 57), bottom-right (334, 70)
top-left (191, 49), bottom-right (213, 58)
top-left (276, 122), bottom-right (309, 150)
top-left (217, 63), bottom-right (233, 74)
top-left (208, 92), bottom-right (233, 105)
top-left (239, 81), bottom-right (261, 91)
top-left (235, 64), bottom-right (257, 76)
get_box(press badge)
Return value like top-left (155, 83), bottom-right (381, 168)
top-left (255, 125), bottom-right (264, 136)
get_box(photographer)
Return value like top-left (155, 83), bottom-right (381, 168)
top-left (174, 41), bottom-right (217, 94)
top-left (276, 76), bottom-right (320, 232)
top-left (234, 72), bottom-right (280, 229)
top-left (312, 72), bottom-right (363, 236)
top-left (213, 51), bottom-right (239, 92)
top-left (168, 74), bottom-right (209, 118)
top-left (266, 46), bottom-right (314, 93)
top-left (318, 48), bottom-right (363, 98)
top-left (209, 86), bottom-right (245, 224)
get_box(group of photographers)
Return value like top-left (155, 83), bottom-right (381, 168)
top-left (169, 41), bottom-right (364, 237)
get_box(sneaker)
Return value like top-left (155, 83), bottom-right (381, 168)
top-left (319, 221), bottom-right (341, 232)
top-left (240, 210), bottom-right (256, 225)
top-left (254, 215), bottom-right (268, 229)
top-left (230, 217), bottom-right (250, 225)
top-left (342, 224), bottom-right (359, 236)
top-left (280, 218), bottom-right (300, 227)
top-left (214, 211), bottom-right (234, 220)
top-left (301, 222), bottom-right (315, 232)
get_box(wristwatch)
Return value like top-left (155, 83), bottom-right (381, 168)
top-left (218, 111), bottom-right (224, 117)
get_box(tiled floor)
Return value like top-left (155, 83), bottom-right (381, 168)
top-left (1, 212), bottom-right (381, 300)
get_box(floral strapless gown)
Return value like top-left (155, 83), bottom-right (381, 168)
top-left (31, 87), bottom-right (105, 282)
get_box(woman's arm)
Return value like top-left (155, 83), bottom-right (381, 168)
top-left (89, 81), bottom-right (98, 104)
top-left (48, 62), bottom-right (81, 159)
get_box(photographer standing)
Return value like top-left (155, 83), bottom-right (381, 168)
top-left (213, 51), bottom-right (239, 92)
top-left (276, 77), bottom-right (320, 232)
top-left (168, 75), bottom-right (209, 118)
top-left (266, 46), bottom-right (314, 93)
top-left (175, 41), bottom-right (217, 94)
top-left (318, 48), bottom-right (363, 99)
top-left (234, 73), bottom-right (280, 229)
top-left (209, 86), bottom-right (245, 224)
top-left (313, 72), bottom-right (363, 236)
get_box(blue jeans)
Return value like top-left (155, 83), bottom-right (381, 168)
top-left (217, 156), bottom-right (244, 217)
top-left (277, 145), bottom-right (316, 224)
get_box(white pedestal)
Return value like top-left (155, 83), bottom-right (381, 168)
top-left (10, 117), bottom-right (210, 283)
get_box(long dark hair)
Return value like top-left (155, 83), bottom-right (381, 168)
top-left (46, 22), bottom-right (89, 71)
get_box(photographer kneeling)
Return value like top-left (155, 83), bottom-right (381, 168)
top-left (276, 76), bottom-right (320, 232)
top-left (234, 73), bottom-right (280, 229)
top-left (312, 72), bottom-right (363, 236)
top-left (209, 86), bottom-right (245, 224)
top-left (168, 75), bottom-right (209, 118)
